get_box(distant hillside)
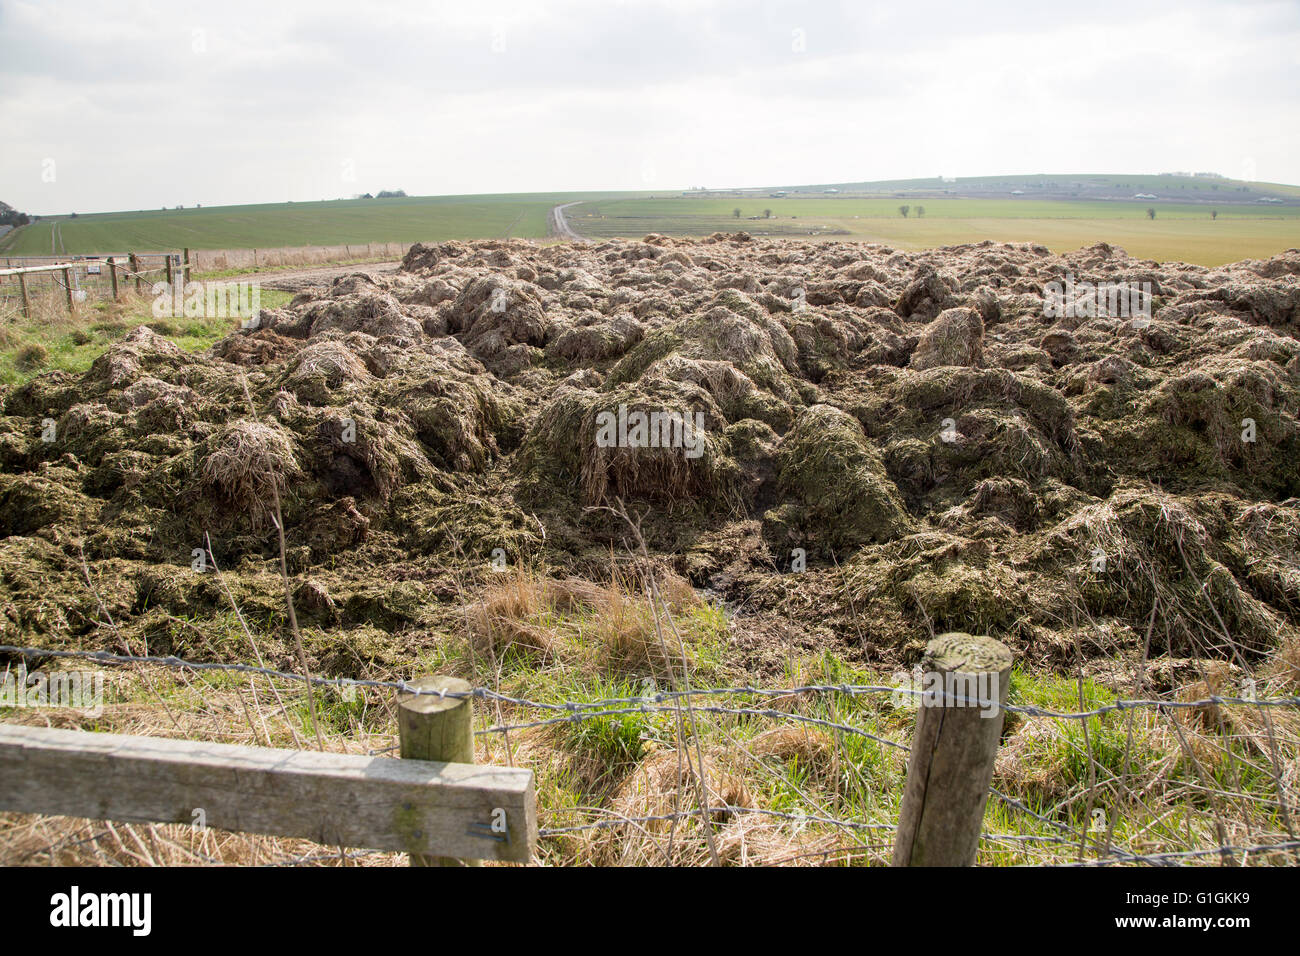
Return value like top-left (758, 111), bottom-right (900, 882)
top-left (0, 193), bottom-right (630, 256)
top-left (696, 173), bottom-right (1300, 206)
top-left (4, 175), bottom-right (1298, 263)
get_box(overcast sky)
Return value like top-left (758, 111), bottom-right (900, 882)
top-left (3, 0), bottom-right (1298, 215)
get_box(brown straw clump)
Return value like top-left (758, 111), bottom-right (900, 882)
top-left (199, 419), bottom-right (303, 530)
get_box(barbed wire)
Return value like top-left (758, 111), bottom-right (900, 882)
top-left (4, 640), bottom-right (1297, 867)
top-left (538, 805), bottom-right (900, 837)
top-left (1062, 839), bottom-right (1300, 867)
top-left (538, 805), bottom-right (1087, 855)
top-left (479, 703), bottom-right (911, 750)
top-left (5, 643), bottom-right (1296, 719)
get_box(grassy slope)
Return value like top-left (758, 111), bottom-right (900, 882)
top-left (0, 192), bottom-right (631, 256)
top-left (3, 177), bottom-right (1297, 266)
top-left (779, 172), bottom-right (1292, 197)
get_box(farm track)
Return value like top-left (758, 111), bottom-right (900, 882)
top-left (502, 209), bottom-right (526, 238)
top-left (239, 261), bottom-right (403, 293)
top-left (550, 201), bottom-right (588, 242)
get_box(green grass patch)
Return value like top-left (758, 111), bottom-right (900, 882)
top-left (0, 288), bottom-right (293, 386)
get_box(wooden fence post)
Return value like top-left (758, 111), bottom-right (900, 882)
top-left (109, 257), bottom-right (119, 300)
top-left (165, 254), bottom-right (174, 287)
top-left (62, 266), bottom-right (75, 314)
top-left (129, 253), bottom-right (141, 294)
top-left (183, 248), bottom-right (191, 285)
top-left (892, 632), bottom-right (1013, 867)
top-left (17, 273), bottom-right (30, 318)
top-left (397, 676), bottom-right (480, 868)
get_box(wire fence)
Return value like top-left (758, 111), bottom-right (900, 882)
top-left (0, 253), bottom-right (176, 321)
top-left (3, 640), bottom-right (1298, 867)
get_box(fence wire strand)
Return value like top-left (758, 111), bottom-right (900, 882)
top-left (3, 641), bottom-right (1297, 867)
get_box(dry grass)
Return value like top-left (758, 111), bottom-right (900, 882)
top-left (466, 569), bottom-right (564, 663)
top-left (465, 564), bottom-right (703, 675)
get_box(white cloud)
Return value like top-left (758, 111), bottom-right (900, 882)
top-left (1, 0), bottom-right (1296, 213)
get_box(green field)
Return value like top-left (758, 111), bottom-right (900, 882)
top-left (0, 192), bottom-right (633, 256)
top-left (582, 196), bottom-right (1300, 221)
top-left (3, 175), bottom-right (1298, 266)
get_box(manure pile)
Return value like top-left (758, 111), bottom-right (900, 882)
top-left (2, 233), bottom-right (1299, 682)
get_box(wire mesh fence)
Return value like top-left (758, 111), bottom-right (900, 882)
top-left (0, 253), bottom-right (174, 319)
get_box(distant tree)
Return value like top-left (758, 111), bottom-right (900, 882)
top-left (376, 189), bottom-right (407, 198)
top-left (1146, 207), bottom-right (1156, 220)
top-left (763, 208), bottom-right (772, 218)
top-left (1211, 209), bottom-right (1218, 220)
top-left (733, 208), bottom-right (741, 218)
top-left (0, 202), bottom-right (31, 227)
top-left (916, 205), bottom-right (925, 218)
top-left (899, 205), bottom-right (910, 218)
top-left (70, 211), bottom-right (78, 218)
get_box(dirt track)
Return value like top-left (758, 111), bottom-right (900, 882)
top-left (550, 202), bottom-right (588, 242)
top-left (246, 261), bottom-right (402, 293)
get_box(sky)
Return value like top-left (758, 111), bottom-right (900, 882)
top-left (2, 0), bottom-right (1298, 215)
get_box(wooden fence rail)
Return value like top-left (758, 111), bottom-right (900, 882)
top-left (0, 676), bottom-right (537, 864)
top-left (0, 262), bottom-right (78, 319)
top-left (1, 254), bottom-right (173, 318)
